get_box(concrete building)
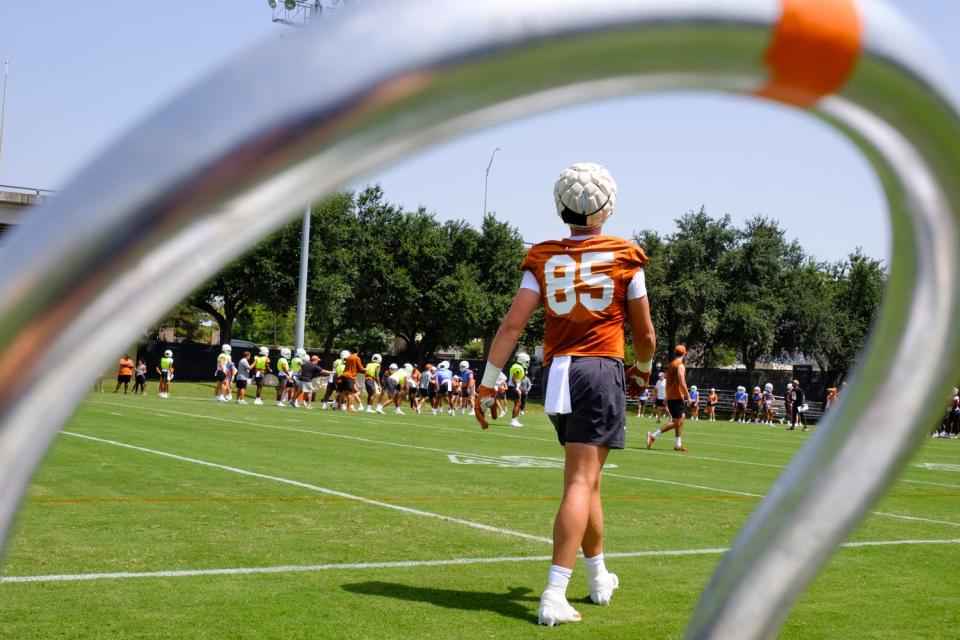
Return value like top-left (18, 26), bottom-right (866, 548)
top-left (0, 186), bottom-right (52, 234)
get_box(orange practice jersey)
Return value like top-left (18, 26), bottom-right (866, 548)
top-left (665, 357), bottom-right (686, 400)
top-left (521, 235), bottom-right (648, 366)
top-left (342, 354), bottom-right (364, 379)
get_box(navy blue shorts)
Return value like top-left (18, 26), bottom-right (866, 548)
top-left (543, 357), bottom-right (625, 449)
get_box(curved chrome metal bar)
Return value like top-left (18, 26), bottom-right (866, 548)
top-left (0, 1), bottom-right (957, 638)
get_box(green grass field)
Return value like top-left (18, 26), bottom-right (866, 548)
top-left (1, 383), bottom-right (959, 638)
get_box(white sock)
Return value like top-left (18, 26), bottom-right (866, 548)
top-left (652, 429), bottom-right (662, 439)
top-left (546, 564), bottom-right (572, 594)
top-left (676, 437), bottom-right (682, 447)
top-left (584, 553), bottom-right (607, 581)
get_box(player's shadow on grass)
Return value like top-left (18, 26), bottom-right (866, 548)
top-left (342, 581), bottom-right (537, 623)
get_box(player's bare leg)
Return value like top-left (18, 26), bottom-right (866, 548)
top-left (647, 415), bottom-right (688, 452)
top-left (540, 443), bottom-right (611, 626)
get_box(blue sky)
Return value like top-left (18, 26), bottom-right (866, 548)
top-left (0, 1), bottom-right (957, 263)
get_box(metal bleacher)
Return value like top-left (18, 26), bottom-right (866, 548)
top-left (626, 387), bottom-right (825, 423)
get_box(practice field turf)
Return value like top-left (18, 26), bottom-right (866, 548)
top-left (2, 384), bottom-right (959, 638)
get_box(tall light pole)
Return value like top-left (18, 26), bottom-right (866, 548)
top-left (0, 62), bottom-right (9, 180)
top-left (266, 1), bottom-right (326, 350)
top-left (483, 146), bottom-right (500, 216)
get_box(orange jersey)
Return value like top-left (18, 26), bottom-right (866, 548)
top-left (117, 358), bottom-right (134, 376)
top-left (665, 357), bottom-right (686, 400)
top-left (342, 354), bottom-right (364, 379)
top-left (521, 235), bottom-right (648, 366)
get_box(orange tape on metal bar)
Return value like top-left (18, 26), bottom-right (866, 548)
top-left (757, 0), bottom-right (862, 107)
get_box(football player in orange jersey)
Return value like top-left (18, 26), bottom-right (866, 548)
top-left (474, 163), bottom-right (656, 627)
top-left (646, 345), bottom-right (690, 452)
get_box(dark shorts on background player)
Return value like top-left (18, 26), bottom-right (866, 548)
top-left (506, 387), bottom-right (520, 401)
top-left (384, 378), bottom-right (398, 394)
top-left (364, 380), bottom-right (377, 396)
top-left (337, 377), bottom-right (356, 393)
top-left (667, 399), bottom-right (685, 420)
top-left (236, 379), bottom-right (248, 389)
top-left (460, 387), bottom-right (474, 398)
top-left (117, 374), bottom-right (131, 383)
top-left (654, 398), bottom-right (665, 408)
top-left (215, 370), bottom-right (226, 382)
top-left (543, 357), bottom-right (625, 449)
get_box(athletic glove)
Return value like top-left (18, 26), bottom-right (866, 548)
top-left (625, 364), bottom-right (651, 389)
top-left (474, 385), bottom-right (500, 430)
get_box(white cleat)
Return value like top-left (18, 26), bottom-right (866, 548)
top-left (254, 398), bottom-right (263, 405)
top-left (215, 395), bottom-right (224, 402)
top-left (276, 401), bottom-right (285, 407)
top-left (366, 407), bottom-right (374, 413)
top-left (375, 406), bottom-right (385, 414)
top-left (588, 572), bottom-right (619, 606)
top-left (510, 418), bottom-right (522, 428)
top-left (236, 399), bottom-right (246, 405)
top-left (537, 590), bottom-right (581, 627)
top-left (394, 408), bottom-right (404, 415)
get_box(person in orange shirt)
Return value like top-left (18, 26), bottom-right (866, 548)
top-left (474, 163), bottom-right (656, 627)
top-left (646, 345), bottom-right (690, 452)
top-left (114, 354), bottom-right (135, 394)
top-left (337, 349), bottom-right (365, 413)
top-left (705, 387), bottom-right (718, 422)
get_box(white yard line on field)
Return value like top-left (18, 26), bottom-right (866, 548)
top-left (4, 538), bottom-right (959, 585)
top-left (871, 512), bottom-right (960, 528)
top-left (61, 431), bottom-right (552, 545)
top-left (603, 471), bottom-right (763, 498)
top-left (82, 403), bottom-right (960, 530)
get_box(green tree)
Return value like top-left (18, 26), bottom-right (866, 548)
top-left (815, 250), bottom-right (886, 385)
top-left (718, 216), bottom-right (805, 376)
top-left (189, 228), bottom-right (297, 345)
top-left (633, 208), bottom-right (735, 365)
top-left (473, 214), bottom-right (527, 359)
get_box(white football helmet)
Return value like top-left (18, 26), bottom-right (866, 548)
top-left (340, 349), bottom-right (351, 360)
top-left (221, 344), bottom-right (232, 354)
top-left (737, 386), bottom-right (745, 393)
top-left (403, 363), bottom-right (413, 372)
top-left (280, 347), bottom-right (292, 359)
top-left (517, 353), bottom-right (530, 368)
top-left (372, 354), bottom-right (382, 363)
top-left (764, 383), bottom-right (774, 392)
top-left (389, 363), bottom-right (399, 372)
top-left (259, 346), bottom-right (269, 356)
top-left (690, 385), bottom-right (697, 392)
top-left (459, 360), bottom-right (469, 371)
top-left (296, 348), bottom-right (307, 359)
top-left (787, 383), bottom-right (794, 391)
top-left (163, 349), bottom-right (173, 358)
top-left (438, 360), bottom-right (450, 370)
top-left (554, 162), bottom-right (618, 230)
